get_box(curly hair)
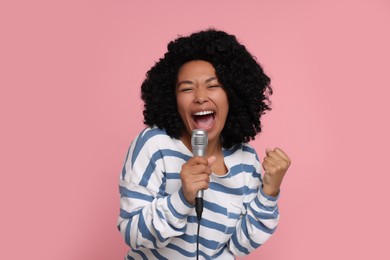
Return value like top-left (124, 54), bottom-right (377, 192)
top-left (141, 29), bottom-right (272, 148)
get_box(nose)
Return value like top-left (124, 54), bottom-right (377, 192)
top-left (194, 87), bottom-right (208, 104)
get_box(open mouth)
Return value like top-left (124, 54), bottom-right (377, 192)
top-left (192, 110), bottom-right (215, 129)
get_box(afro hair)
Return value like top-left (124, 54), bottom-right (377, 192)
top-left (141, 29), bottom-right (272, 148)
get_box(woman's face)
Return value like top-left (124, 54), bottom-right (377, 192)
top-left (176, 60), bottom-right (229, 145)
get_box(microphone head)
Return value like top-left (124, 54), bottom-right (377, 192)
top-left (191, 129), bottom-right (208, 156)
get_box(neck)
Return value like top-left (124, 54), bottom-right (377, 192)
top-left (206, 137), bottom-right (222, 157)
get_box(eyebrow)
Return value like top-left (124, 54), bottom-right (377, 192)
top-left (205, 76), bottom-right (218, 83)
top-left (176, 76), bottom-right (218, 88)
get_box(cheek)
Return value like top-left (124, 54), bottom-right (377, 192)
top-left (220, 105), bottom-right (229, 125)
top-left (217, 94), bottom-right (229, 117)
top-left (176, 96), bottom-right (190, 119)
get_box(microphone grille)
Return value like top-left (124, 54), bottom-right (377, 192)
top-left (193, 135), bottom-right (205, 145)
top-left (191, 129), bottom-right (208, 147)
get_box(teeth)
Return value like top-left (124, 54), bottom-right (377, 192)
top-left (194, 110), bottom-right (214, 116)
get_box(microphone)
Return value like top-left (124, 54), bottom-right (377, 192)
top-left (191, 129), bottom-right (208, 221)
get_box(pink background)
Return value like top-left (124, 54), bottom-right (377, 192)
top-left (1, 0), bottom-right (389, 259)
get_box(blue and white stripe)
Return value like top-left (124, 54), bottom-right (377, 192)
top-left (118, 127), bottom-right (279, 259)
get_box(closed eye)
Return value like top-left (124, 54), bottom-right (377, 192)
top-left (179, 87), bottom-right (194, 92)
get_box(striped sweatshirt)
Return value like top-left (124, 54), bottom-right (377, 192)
top-left (117, 127), bottom-right (280, 259)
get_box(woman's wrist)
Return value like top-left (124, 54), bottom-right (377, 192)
top-left (262, 184), bottom-right (279, 198)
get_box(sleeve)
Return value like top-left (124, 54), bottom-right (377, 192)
top-left (117, 132), bottom-right (194, 249)
top-left (228, 150), bottom-right (280, 256)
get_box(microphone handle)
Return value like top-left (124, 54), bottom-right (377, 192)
top-left (194, 147), bottom-right (205, 199)
top-left (194, 150), bottom-right (204, 220)
top-left (196, 189), bottom-right (204, 198)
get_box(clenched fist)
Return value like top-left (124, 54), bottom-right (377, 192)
top-left (261, 147), bottom-right (291, 197)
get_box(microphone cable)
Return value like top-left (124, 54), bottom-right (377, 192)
top-left (195, 197), bottom-right (203, 260)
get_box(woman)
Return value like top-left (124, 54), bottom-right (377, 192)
top-left (118, 29), bottom-right (291, 259)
